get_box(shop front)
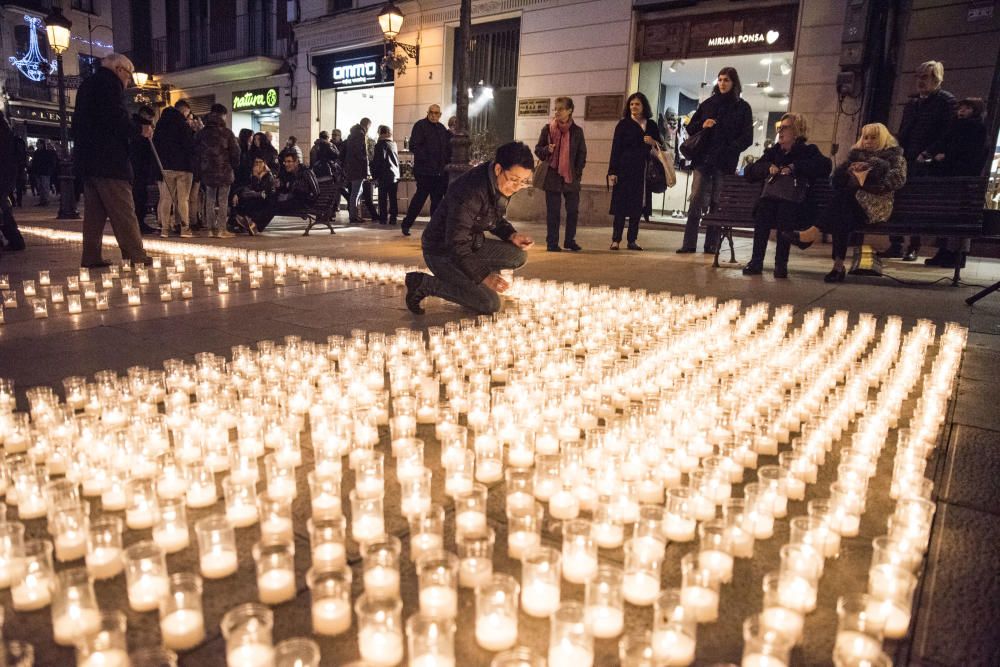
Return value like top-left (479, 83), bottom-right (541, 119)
top-left (634, 2), bottom-right (799, 220)
top-left (230, 85), bottom-right (282, 141)
top-left (5, 103), bottom-right (70, 148)
top-left (313, 46), bottom-right (395, 137)
top-left (166, 73), bottom-right (287, 145)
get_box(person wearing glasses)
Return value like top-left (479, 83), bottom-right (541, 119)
top-left (534, 96), bottom-right (587, 252)
top-left (72, 53), bottom-right (152, 267)
top-left (401, 104), bottom-right (451, 236)
top-left (405, 141), bottom-right (536, 314)
top-left (741, 113), bottom-right (831, 278)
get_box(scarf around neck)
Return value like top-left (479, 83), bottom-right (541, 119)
top-left (548, 118), bottom-right (573, 183)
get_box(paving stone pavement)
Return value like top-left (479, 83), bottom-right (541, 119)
top-left (1, 204), bottom-right (999, 666)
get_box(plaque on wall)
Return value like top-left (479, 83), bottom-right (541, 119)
top-left (518, 97), bottom-right (551, 116)
top-left (637, 4), bottom-right (798, 61)
top-left (584, 95), bottom-right (624, 121)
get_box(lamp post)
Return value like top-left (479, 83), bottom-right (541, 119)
top-left (377, 3), bottom-right (419, 72)
top-left (446, 0), bottom-right (472, 180)
top-left (44, 6), bottom-right (78, 220)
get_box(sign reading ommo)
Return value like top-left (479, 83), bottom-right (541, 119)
top-left (333, 61), bottom-right (379, 86)
top-left (313, 46), bottom-right (393, 90)
top-left (232, 87), bottom-right (279, 111)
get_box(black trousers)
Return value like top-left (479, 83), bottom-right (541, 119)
top-left (378, 177), bottom-right (398, 223)
top-left (545, 189), bottom-right (580, 247)
top-left (403, 173), bottom-right (448, 224)
top-left (818, 189), bottom-right (867, 261)
top-left (234, 198), bottom-right (275, 232)
top-left (1, 193), bottom-right (24, 249)
top-left (612, 214), bottom-right (640, 243)
top-left (750, 198), bottom-right (799, 268)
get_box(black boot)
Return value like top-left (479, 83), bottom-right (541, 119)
top-left (405, 272), bottom-right (427, 314)
top-left (742, 260), bottom-right (763, 275)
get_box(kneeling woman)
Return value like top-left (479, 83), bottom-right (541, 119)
top-left (788, 123), bottom-right (906, 282)
top-left (742, 113), bottom-right (831, 278)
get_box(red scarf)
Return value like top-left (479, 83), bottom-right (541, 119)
top-left (548, 118), bottom-right (573, 184)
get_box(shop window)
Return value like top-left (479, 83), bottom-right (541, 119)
top-left (452, 19), bottom-right (520, 154)
top-left (329, 0), bottom-right (353, 12)
top-left (72, 0), bottom-right (97, 13)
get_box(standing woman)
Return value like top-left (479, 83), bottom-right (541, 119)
top-left (608, 92), bottom-right (661, 251)
top-left (677, 67), bottom-right (753, 254)
top-left (534, 96), bottom-right (587, 252)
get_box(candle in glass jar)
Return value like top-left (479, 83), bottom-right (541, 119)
top-left (622, 572), bottom-right (659, 606)
top-left (86, 546), bottom-right (123, 580)
top-left (652, 628), bottom-right (696, 667)
top-left (53, 608), bottom-right (102, 646)
top-left (227, 643), bottom-right (275, 667)
top-left (312, 542), bottom-right (347, 570)
top-left (459, 557), bottom-right (493, 589)
top-left (476, 612), bottom-right (518, 651)
top-left (664, 515), bottom-right (696, 542)
top-left (12, 574), bottom-right (52, 610)
top-left (160, 608), bottom-right (206, 651)
top-left (200, 548), bottom-right (238, 579)
top-left (521, 581), bottom-right (560, 617)
top-left (128, 573), bottom-right (169, 612)
top-left (762, 605), bottom-right (803, 644)
top-left (585, 604), bottom-right (624, 639)
top-left (153, 524), bottom-right (190, 554)
top-left (55, 530), bottom-right (87, 562)
top-left (549, 640), bottom-right (593, 667)
top-left (419, 584), bottom-right (458, 618)
top-left (507, 530), bottom-right (540, 560)
top-left (680, 585), bottom-right (719, 623)
top-left (258, 568), bottom-right (296, 605)
top-left (358, 627), bottom-right (404, 666)
top-left (697, 550), bottom-right (734, 584)
top-left (312, 597), bottom-right (351, 636)
top-left (364, 566), bottom-right (400, 598)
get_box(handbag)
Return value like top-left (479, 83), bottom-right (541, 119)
top-left (679, 129), bottom-right (709, 162)
top-left (645, 155), bottom-right (667, 194)
top-left (652, 144), bottom-right (677, 189)
top-left (532, 159), bottom-right (549, 189)
top-left (760, 173), bottom-right (808, 204)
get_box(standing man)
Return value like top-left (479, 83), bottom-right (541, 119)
top-left (404, 141), bottom-right (535, 315)
top-left (372, 125), bottom-right (400, 225)
top-left (344, 118), bottom-right (372, 223)
top-left (129, 105), bottom-right (160, 235)
top-left (30, 141), bottom-right (57, 206)
top-left (279, 136), bottom-right (303, 163)
top-left (72, 53), bottom-right (151, 268)
top-left (400, 104), bottom-right (450, 236)
top-left (153, 99), bottom-right (197, 237)
top-left (194, 104), bottom-right (240, 238)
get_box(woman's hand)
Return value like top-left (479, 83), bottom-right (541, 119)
top-left (849, 161), bottom-right (869, 172)
top-left (643, 136), bottom-right (658, 146)
top-left (779, 166), bottom-right (792, 176)
top-left (768, 164), bottom-right (780, 175)
top-left (702, 119), bottom-right (717, 128)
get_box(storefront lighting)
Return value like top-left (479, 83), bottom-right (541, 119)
top-left (378, 2), bottom-right (419, 74)
top-left (779, 60), bottom-right (793, 76)
top-left (760, 57), bottom-right (773, 66)
top-left (669, 60), bottom-right (684, 73)
top-left (44, 7), bottom-right (72, 55)
top-left (778, 97), bottom-right (789, 106)
top-left (133, 71), bottom-right (149, 87)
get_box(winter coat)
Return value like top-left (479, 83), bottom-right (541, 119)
top-left (409, 117), bottom-right (451, 177)
top-left (276, 165), bottom-right (320, 205)
top-left (833, 146), bottom-right (907, 224)
top-left (129, 115), bottom-right (161, 183)
top-left (343, 125), bottom-right (370, 181)
top-left (71, 66), bottom-right (135, 181)
top-left (534, 123), bottom-right (587, 193)
top-left (686, 92), bottom-right (754, 174)
top-left (0, 120), bottom-right (20, 194)
top-left (29, 146), bottom-right (58, 177)
top-left (607, 116), bottom-right (662, 217)
top-left (152, 106), bottom-right (196, 172)
top-left (309, 139), bottom-right (339, 179)
top-left (278, 144), bottom-right (303, 164)
top-left (897, 89), bottom-right (957, 163)
top-left (236, 171), bottom-right (275, 202)
top-left (372, 138), bottom-right (400, 182)
top-left (193, 114), bottom-right (240, 187)
top-left (745, 138), bottom-right (832, 225)
top-left (250, 143), bottom-right (279, 175)
top-left (421, 161), bottom-right (517, 283)
top-left (925, 117), bottom-right (991, 177)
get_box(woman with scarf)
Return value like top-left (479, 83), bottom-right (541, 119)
top-left (677, 67), bottom-right (753, 254)
top-left (535, 97), bottom-right (587, 252)
top-left (608, 92), bottom-right (662, 251)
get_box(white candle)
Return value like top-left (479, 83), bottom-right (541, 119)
top-left (86, 546), bottom-right (123, 580)
top-left (364, 566), bottom-right (400, 598)
top-left (157, 476), bottom-right (188, 500)
top-left (622, 571), bottom-right (660, 606)
top-left (79, 648), bottom-right (130, 667)
top-left (698, 550), bottom-right (734, 584)
top-left (201, 549), bottom-right (238, 579)
top-left (549, 490), bottom-right (580, 520)
top-left (663, 514), bottom-right (696, 542)
top-left (352, 515), bottom-right (385, 544)
top-left (834, 630), bottom-right (882, 663)
top-left (226, 502), bottom-right (259, 528)
top-left (160, 608), bottom-right (206, 651)
top-left (258, 568), bottom-right (296, 605)
top-left (562, 551), bottom-right (598, 584)
top-left (838, 513), bottom-right (861, 537)
top-left (445, 476), bottom-right (474, 498)
top-left (128, 573), bottom-right (169, 612)
top-left (521, 581), bottom-right (560, 617)
top-left (312, 597), bottom-right (351, 636)
top-left (881, 601), bottom-right (911, 639)
top-left (459, 557), bottom-right (493, 589)
top-left (508, 531), bottom-right (540, 560)
top-left (731, 529), bottom-right (754, 559)
top-left (312, 542), bottom-right (347, 570)
top-left (681, 585), bottom-right (719, 623)
top-left (752, 512), bottom-right (775, 540)
top-left (476, 460), bottom-right (503, 483)
top-left (53, 607), bottom-right (102, 645)
top-left (419, 584), bottom-right (458, 618)
top-left (261, 517), bottom-right (294, 543)
top-left (55, 530), bottom-right (87, 562)
top-left (585, 604), bottom-right (624, 639)
top-left (226, 643), bottom-right (275, 667)
top-left (126, 507), bottom-right (156, 530)
top-left (186, 483), bottom-right (218, 508)
top-left (358, 627), bottom-right (405, 666)
top-left (742, 653), bottom-right (787, 667)
top-left (475, 612), bottom-right (518, 651)
top-left (311, 494), bottom-right (341, 518)
top-left (776, 576), bottom-right (816, 614)
top-left (153, 524), bottom-right (190, 554)
top-left (652, 628), bottom-right (696, 667)
top-left (410, 533), bottom-right (443, 564)
top-left (12, 574), bottom-right (52, 610)
top-left (762, 605), bottom-right (803, 644)
top-left (548, 640), bottom-right (593, 667)
top-left (593, 522), bottom-right (624, 549)
top-left (18, 496), bottom-right (47, 519)
top-left (455, 510), bottom-right (487, 538)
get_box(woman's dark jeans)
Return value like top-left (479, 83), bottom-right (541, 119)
top-left (421, 239), bottom-right (527, 313)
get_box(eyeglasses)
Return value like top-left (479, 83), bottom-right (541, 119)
top-left (501, 171), bottom-right (532, 189)
top-left (778, 124), bottom-right (794, 130)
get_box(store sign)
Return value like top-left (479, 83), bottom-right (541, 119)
top-left (637, 4), bottom-right (797, 61)
top-left (6, 104), bottom-right (70, 126)
top-left (518, 98), bottom-right (550, 116)
top-left (314, 46), bottom-right (394, 90)
top-left (232, 87), bottom-right (279, 111)
top-left (706, 30), bottom-right (780, 48)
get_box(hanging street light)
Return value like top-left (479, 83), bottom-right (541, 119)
top-left (44, 5), bottom-right (79, 220)
top-left (377, 2), bottom-right (419, 75)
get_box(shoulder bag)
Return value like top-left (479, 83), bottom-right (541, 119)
top-left (532, 159), bottom-right (549, 189)
top-left (760, 173), bottom-right (808, 204)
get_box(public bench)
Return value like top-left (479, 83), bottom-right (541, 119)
top-left (700, 175), bottom-right (989, 286)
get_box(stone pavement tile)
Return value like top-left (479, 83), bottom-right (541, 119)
top-left (957, 341), bottom-right (1000, 382)
top-left (950, 376), bottom-right (1000, 432)
top-left (937, 424), bottom-right (1000, 515)
top-left (910, 502), bottom-right (1000, 667)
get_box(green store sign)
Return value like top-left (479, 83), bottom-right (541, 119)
top-left (232, 87), bottom-right (279, 111)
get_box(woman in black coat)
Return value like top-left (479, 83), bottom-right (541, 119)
top-left (0, 112), bottom-right (25, 251)
top-left (535, 96), bottom-right (587, 252)
top-left (230, 157), bottom-right (276, 234)
top-left (607, 92), bottom-right (661, 250)
top-left (249, 132), bottom-right (279, 175)
top-left (678, 67), bottom-right (753, 254)
top-left (742, 113), bottom-right (831, 278)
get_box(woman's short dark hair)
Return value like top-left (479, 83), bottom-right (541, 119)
top-left (958, 97), bottom-right (986, 119)
top-left (622, 92), bottom-right (653, 120)
top-left (378, 125), bottom-right (391, 137)
top-left (495, 141), bottom-right (535, 170)
top-left (713, 67), bottom-right (743, 96)
top-left (554, 96), bottom-right (574, 112)
top-left (210, 103), bottom-right (228, 115)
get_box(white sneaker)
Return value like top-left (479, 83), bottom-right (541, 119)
top-left (216, 229), bottom-right (234, 238)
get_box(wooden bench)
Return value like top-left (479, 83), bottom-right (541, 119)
top-left (270, 177), bottom-right (342, 236)
top-left (701, 175), bottom-right (989, 285)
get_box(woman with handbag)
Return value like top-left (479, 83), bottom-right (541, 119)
top-left (534, 97), bottom-right (587, 251)
top-left (742, 113), bottom-right (831, 278)
top-left (677, 67), bottom-right (753, 254)
top-left (607, 92), bottom-right (662, 251)
top-left (786, 123), bottom-right (907, 282)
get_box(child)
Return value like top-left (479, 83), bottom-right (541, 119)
top-left (372, 125), bottom-right (400, 225)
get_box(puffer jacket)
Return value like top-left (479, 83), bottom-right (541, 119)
top-left (343, 125), bottom-right (370, 181)
top-left (193, 113), bottom-right (240, 187)
top-left (153, 106), bottom-right (195, 172)
top-left (833, 145), bottom-right (907, 223)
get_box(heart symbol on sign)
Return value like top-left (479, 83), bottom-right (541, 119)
top-left (766, 30), bottom-right (780, 44)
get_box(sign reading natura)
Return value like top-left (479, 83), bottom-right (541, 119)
top-left (232, 88), bottom-right (279, 111)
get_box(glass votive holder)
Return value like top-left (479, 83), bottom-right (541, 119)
top-left (697, 519), bottom-right (734, 584)
top-left (125, 287), bottom-right (141, 306)
top-left (652, 588), bottom-right (697, 666)
top-left (67, 293), bottom-right (83, 313)
top-left (455, 483), bottom-right (488, 540)
top-left (258, 492), bottom-right (294, 543)
top-left (274, 637), bottom-right (320, 667)
top-left (867, 564), bottom-right (916, 639)
top-left (185, 463), bottom-right (218, 509)
top-left (505, 467), bottom-right (534, 513)
top-left (871, 535), bottom-right (922, 573)
top-left (833, 594), bottom-right (885, 665)
top-left (549, 601), bottom-right (593, 666)
top-left (506, 503), bottom-right (543, 560)
top-left (761, 572), bottom-right (805, 645)
top-left (125, 478), bottom-right (159, 530)
top-left (0, 521), bottom-right (25, 589)
top-left (363, 536), bottom-right (402, 600)
top-left (444, 449), bottom-right (475, 499)
top-left (619, 629), bottom-right (656, 667)
top-left (490, 647), bottom-right (545, 667)
top-left (355, 457), bottom-right (384, 501)
top-left (476, 573), bottom-right (520, 652)
top-left (562, 519), bottom-right (598, 585)
top-left (153, 498), bottom-right (190, 554)
top-left (180, 281), bottom-right (194, 299)
top-left (307, 471), bottom-right (342, 520)
top-left (721, 498), bottom-right (755, 559)
top-left (399, 467), bottom-right (432, 519)
top-left (308, 517), bottom-right (348, 571)
top-left (86, 516), bottom-right (124, 580)
top-left (355, 595), bottom-right (404, 666)
top-left (623, 537), bottom-right (662, 607)
top-left (195, 515), bottom-right (239, 579)
top-left (253, 540), bottom-right (297, 606)
top-left (407, 613), bottom-right (456, 666)
top-left (52, 566), bottom-right (102, 645)
top-left (350, 490), bottom-right (385, 546)
top-left (680, 552), bottom-right (721, 624)
top-left (394, 438), bottom-right (425, 483)
top-left (410, 505), bottom-right (445, 564)
top-left (123, 540), bottom-right (169, 612)
top-left (159, 572), bottom-right (206, 652)
top-left (307, 567), bottom-right (352, 636)
top-left (30, 297), bottom-right (47, 319)
top-left (22, 279), bottom-right (36, 297)
top-left (592, 496), bottom-right (626, 550)
top-left (458, 527), bottom-right (495, 589)
top-left (744, 483), bottom-right (776, 540)
top-left (159, 284), bottom-right (173, 302)
top-left (520, 545), bottom-right (561, 618)
top-left (223, 477), bottom-right (259, 528)
top-left (95, 291), bottom-right (110, 310)
top-left (742, 613), bottom-right (794, 667)
top-left (779, 543), bottom-right (822, 590)
top-left (51, 502), bottom-right (89, 562)
top-left (221, 603), bottom-right (275, 667)
top-left (11, 538), bottom-right (54, 611)
top-left (585, 565), bottom-right (625, 639)
top-left (806, 499), bottom-right (844, 558)
top-left (663, 488), bottom-right (697, 542)
top-left (76, 611), bottom-right (128, 667)
top-left (417, 550), bottom-right (459, 619)
top-left (50, 285), bottom-right (65, 304)
top-left (263, 453), bottom-right (296, 503)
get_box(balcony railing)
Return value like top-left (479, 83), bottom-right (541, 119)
top-left (152, 12), bottom-right (287, 74)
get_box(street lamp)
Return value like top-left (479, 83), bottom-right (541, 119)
top-left (377, 2), bottom-right (419, 74)
top-left (44, 6), bottom-right (78, 220)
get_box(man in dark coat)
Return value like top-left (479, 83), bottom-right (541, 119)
top-left (372, 125), bottom-right (400, 225)
top-left (309, 131), bottom-right (338, 178)
top-left (29, 141), bottom-right (57, 206)
top-left (405, 141), bottom-right (535, 315)
top-left (129, 106), bottom-right (160, 234)
top-left (343, 119), bottom-right (373, 223)
top-left (0, 111), bottom-right (25, 251)
top-left (193, 107), bottom-right (240, 238)
top-left (888, 60), bottom-right (957, 261)
top-left (400, 104), bottom-right (451, 236)
top-left (72, 53), bottom-right (151, 267)
top-left (153, 99), bottom-right (196, 237)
